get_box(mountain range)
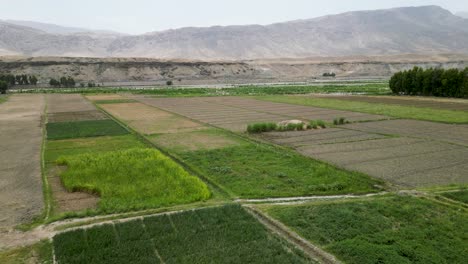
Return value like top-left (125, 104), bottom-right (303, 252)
top-left (1, 5), bottom-right (468, 60)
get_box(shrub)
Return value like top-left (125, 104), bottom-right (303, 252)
top-left (166, 80), bottom-right (173, 86)
top-left (0, 80), bottom-right (8, 94)
top-left (333, 117), bottom-right (348, 125)
top-left (247, 122), bottom-right (277, 133)
top-left (310, 120), bottom-right (326, 129)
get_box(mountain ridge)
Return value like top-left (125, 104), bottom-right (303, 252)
top-left (1, 5), bottom-right (468, 59)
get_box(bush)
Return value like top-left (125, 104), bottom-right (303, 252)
top-left (166, 80), bottom-right (173, 86)
top-left (309, 120), bottom-right (326, 129)
top-left (390, 66), bottom-right (468, 98)
top-left (247, 122), bottom-right (277, 133)
top-left (0, 80), bottom-right (8, 94)
top-left (333, 117), bottom-right (348, 125)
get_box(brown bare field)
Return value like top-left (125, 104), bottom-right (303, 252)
top-left (0, 95), bottom-right (45, 232)
top-left (47, 110), bottom-right (108, 123)
top-left (315, 94), bottom-right (468, 111)
top-left (46, 94), bottom-right (96, 113)
top-left (130, 96), bottom-right (387, 132)
top-left (47, 166), bottom-right (98, 213)
top-left (263, 125), bottom-right (468, 187)
top-left (99, 102), bottom-right (204, 135)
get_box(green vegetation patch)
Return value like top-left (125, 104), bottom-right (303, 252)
top-left (56, 148), bottom-right (210, 212)
top-left (22, 83), bottom-right (389, 96)
top-left (149, 128), bottom-right (245, 153)
top-left (265, 195), bottom-right (468, 264)
top-left (179, 144), bottom-right (381, 198)
top-left (47, 119), bottom-right (129, 140)
top-left (258, 96), bottom-right (468, 124)
top-left (53, 205), bottom-right (311, 264)
top-left (0, 240), bottom-right (52, 264)
top-left (441, 190), bottom-right (468, 204)
top-left (94, 99), bottom-right (136, 104)
top-left (0, 95), bottom-right (8, 104)
top-left (45, 135), bottom-right (146, 164)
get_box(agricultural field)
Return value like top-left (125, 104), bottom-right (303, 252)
top-left (96, 96), bottom-right (383, 198)
top-left (260, 195), bottom-right (468, 264)
top-left (2, 88), bottom-right (468, 263)
top-left (53, 205), bottom-right (311, 264)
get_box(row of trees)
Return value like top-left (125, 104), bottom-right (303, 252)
top-left (49, 77), bottom-right (76, 88)
top-left (389, 67), bottom-right (468, 98)
top-left (0, 74), bottom-right (38, 86)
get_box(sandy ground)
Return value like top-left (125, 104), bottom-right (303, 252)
top-left (0, 94), bottom-right (45, 232)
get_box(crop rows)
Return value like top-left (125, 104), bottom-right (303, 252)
top-left (54, 205), bottom-right (310, 264)
top-left (47, 119), bottom-right (128, 140)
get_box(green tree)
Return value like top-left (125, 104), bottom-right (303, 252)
top-left (29, 75), bottom-right (38, 85)
top-left (49, 78), bottom-right (60, 87)
top-left (0, 80), bottom-right (8, 94)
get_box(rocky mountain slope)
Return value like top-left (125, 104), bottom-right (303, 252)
top-left (1, 6), bottom-right (468, 59)
top-left (1, 54), bottom-right (467, 85)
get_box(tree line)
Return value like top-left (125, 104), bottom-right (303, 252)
top-left (0, 74), bottom-right (38, 86)
top-left (389, 67), bottom-right (468, 98)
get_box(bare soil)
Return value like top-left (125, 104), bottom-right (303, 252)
top-left (100, 102), bottom-right (204, 135)
top-left (130, 96), bottom-right (386, 132)
top-left (0, 94), bottom-right (45, 232)
top-left (46, 94), bottom-right (96, 113)
top-left (47, 166), bottom-right (98, 213)
top-left (47, 110), bottom-right (108, 123)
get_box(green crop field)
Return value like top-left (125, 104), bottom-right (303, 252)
top-left (47, 119), bottom-right (129, 140)
top-left (94, 99), bottom-right (136, 104)
top-left (257, 96), bottom-right (468, 124)
top-left (263, 195), bottom-right (468, 264)
top-left (45, 135), bottom-right (147, 164)
top-left (53, 205), bottom-right (311, 264)
top-left (179, 144), bottom-right (382, 198)
top-left (441, 190), bottom-right (468, 204)
top-left (56, 148), bottom-right (210, 212)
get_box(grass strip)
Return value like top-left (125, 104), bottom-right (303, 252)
top-left (264, 195), bottom-right (468, 264)
top-left (46, 119), bottom-right (128, 140)
top-left (94, 99), bottom-right (136, 104)
top-left (57, 148), bottom-right (210, 213)
top-left (257, 96), bottom-right (468, 124)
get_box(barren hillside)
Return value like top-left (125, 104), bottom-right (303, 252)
top-left (1, 6), bottom-right (468, 59)
top-left (1, 54), bottom-right (467, 85)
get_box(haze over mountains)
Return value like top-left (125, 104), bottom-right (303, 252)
top-left (1, 5), bottom-right (468, 60)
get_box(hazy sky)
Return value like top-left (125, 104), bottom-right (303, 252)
top-left (0, 0), bottom-right (466, 34)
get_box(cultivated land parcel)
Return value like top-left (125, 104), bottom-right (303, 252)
top-left (0, 86), bottom-right (467, 264)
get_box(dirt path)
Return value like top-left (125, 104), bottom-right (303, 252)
top-left (0, 94), bottom-right (45, 233)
